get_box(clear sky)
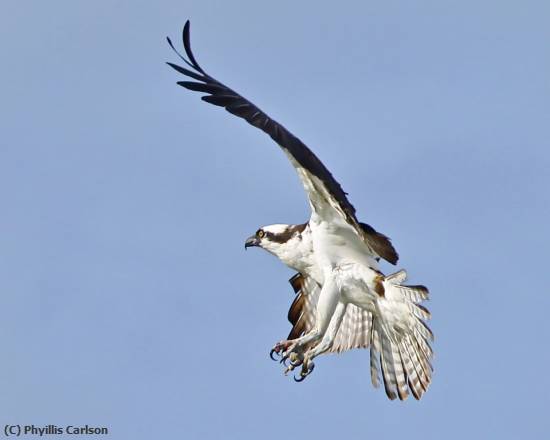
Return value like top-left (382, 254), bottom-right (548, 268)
top-left (1, 1), bottom-right (549, 439)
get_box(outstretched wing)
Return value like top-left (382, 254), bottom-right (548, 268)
top-left (167, 21), bottom-right (398, 265)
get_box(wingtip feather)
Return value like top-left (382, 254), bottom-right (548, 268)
top-left (182, 19), bottom-right (205, 74)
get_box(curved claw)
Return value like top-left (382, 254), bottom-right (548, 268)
top-left (269, 348), bottom-right (280, 361)
top-left (280, 355), bottom-right (289, 366)
top-left (293, 362), bottom-right (315, 382)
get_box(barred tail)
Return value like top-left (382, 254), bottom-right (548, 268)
top-left (370, 271), bottom-right (434, 400)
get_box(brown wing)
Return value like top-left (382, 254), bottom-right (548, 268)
top-left (167, 21), bottom-right (398, 265)
top-left (287, 273), bottom-right (320, 340)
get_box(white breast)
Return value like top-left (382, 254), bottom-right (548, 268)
top-left (309, 213), bottom-right (380, 272)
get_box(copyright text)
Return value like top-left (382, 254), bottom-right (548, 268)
top-left (4, 425), bottom-right (109, 437)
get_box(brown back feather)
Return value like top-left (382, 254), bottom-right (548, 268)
top-left (360, 222), bottom-right (399, 265)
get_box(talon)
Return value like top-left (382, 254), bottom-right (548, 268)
top-left (294, 360), bottom-right (315, 382)
top-left (269, 348), bottom-right (280, 361)
top-left (293, 373), bottom-right (308, 382)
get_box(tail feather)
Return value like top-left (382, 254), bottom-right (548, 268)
top-left (366, 271), bottom-right (434, 400)
top-left (403, 335), bottom-right (430, 396)
top-left (391, 339), bottom-right (409, 400)
top-left (385, 269), bottom-right (407, 284)
top-left (377, 321), bottom-right (398, 400)
top-left (372, 318), bottom-right (412, 401)
top-left (412, 332), bottom-right (434, 378)
top-left (409, 302), bottom-right (431, 321)
top-left (415, 320), bottom-right (435, 342)
top-left (398, 339), bottom-right (423, 399)
top-left (395, 284), bottom-right (429, 303)
top-left (370, 326), bottom-right (382, 389)
top-left (379, 349), bottom-right (398, 400)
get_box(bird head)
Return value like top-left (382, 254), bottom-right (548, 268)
top-left (244, 223), bottom-right (309, 263)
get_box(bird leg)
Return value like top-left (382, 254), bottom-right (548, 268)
top-left (293, 301), bottom-right (347, 381)
top-left (306, 301), bottom-right (347, 359)
top-left (274, 276), bottom-right (341, 379)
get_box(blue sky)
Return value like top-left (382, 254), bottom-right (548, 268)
top-left (1, 1), bottom-right (549, 438)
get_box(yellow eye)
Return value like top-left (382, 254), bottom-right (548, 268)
top-left (257, 229), bottom-right (265, 238)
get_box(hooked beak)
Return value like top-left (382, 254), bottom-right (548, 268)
top-left (244, 235), bottom-right (260, 250)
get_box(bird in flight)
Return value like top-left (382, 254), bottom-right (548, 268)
top-left (167, 21), bottom-right (433, 400)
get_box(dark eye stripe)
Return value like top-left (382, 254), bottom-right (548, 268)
top-left (264, 223), bottom-right (307, 244)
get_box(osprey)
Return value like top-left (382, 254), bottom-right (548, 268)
top-left (167, 21), bottom-right (433, 400)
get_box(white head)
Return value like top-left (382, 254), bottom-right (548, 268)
top-left (244, 223), bottom-right (310, 269)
